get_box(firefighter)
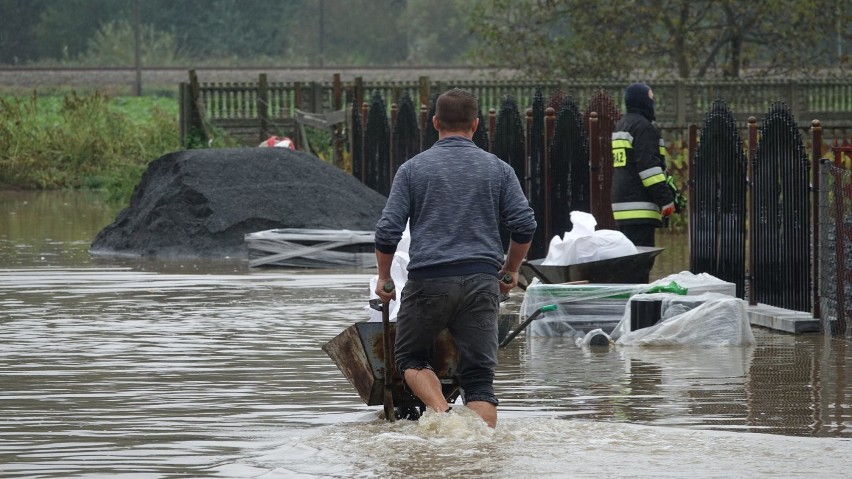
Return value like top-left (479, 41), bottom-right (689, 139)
top-left (610, 82), bottom-right (680, 248)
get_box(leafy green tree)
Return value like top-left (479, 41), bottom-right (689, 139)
top-left (398, 0), bottom-right (473, 64)
top-left (286, 0), bottom-right (408, 65)
top-left (32, 0), bottom-right (124, 61)
top-left (467, 0), bottom-right (603, 77)
top-left (80, 20), bottom-right (180, 66)
top-left (467, 0), bottom-right (849, 79)
top-left (2, 0), bottom-right (309, 64)
top-left (138, 0), bottom-right (305, 58)
top-left (0, 0), bottom-right (49, 64)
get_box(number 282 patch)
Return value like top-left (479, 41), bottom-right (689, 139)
top-left (611, 138), bottom-right (631, 168)
top-left (613, 148), bottom-right (627, 167)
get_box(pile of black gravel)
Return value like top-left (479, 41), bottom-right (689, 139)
top-left (90, 147), bottom-right (388, 259)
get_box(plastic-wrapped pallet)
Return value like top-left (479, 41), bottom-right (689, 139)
top-left (519, 272), bottom-right (738, 340)
top-left (520, 282), bottom-right (647, 337)
top-left (615, 293), bottom-right (756, 347)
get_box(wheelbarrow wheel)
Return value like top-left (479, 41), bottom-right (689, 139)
top-left (394, 405), bottom-right (425, 421)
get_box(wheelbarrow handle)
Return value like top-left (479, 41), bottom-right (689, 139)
top-left (498, 304), bottom-right (558, 348)
top-left (499, 273), bottom-right (513, 302)
top-left (369, 281), bottom-right (397, 312)
top-left (381, 288), bottom-right (396, 422)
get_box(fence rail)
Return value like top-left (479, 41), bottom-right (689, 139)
top-left (180, 73), bottom-right (852, 147)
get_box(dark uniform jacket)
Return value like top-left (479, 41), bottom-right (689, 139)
top-left (610, 112), bottom-right (674, 226)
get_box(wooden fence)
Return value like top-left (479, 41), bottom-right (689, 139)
top-left (179, 72), bottom-right (852, 149)
top-left (180, 69), bottom-right (347, 165)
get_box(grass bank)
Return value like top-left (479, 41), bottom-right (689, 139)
top-left (0, 89), bottom-right (334, 204)
top-left (0, 91), bottom-right (181, 203)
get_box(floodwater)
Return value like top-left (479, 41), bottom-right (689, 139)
top-left (1, 190), bottom-right (850, 478)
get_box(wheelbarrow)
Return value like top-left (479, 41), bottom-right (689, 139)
top-left (321, 303), bottom-right (461, 420)
top-left (519, 246), bottom-right (665, 286)
top-left (322, 278), bottom-right (518, 421)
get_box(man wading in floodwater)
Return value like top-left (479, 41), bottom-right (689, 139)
top-left (374, 88), bottom-right (536, 428)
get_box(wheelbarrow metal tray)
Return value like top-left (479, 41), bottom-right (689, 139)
top-left (521, 246), bottom-right (664, 284)
top-left (322, 321), bottom-right (460, 407)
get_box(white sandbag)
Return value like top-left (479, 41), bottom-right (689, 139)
top-left (542, 211), bottom-right (637, 265)
top-left (366, 224), bottom-right (410, 322)
top-left (616, 295), bottom-right (755, 347)
top-left (575, 229), bottom-right (638, 263)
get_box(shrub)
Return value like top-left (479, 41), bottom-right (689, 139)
top-left (0, 91), bottom-right (181, 202)
top-left (80, 20), bottom-right (182, 67)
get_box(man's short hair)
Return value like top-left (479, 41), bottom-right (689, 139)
top-left (435, 88), bottom-right (478, 132)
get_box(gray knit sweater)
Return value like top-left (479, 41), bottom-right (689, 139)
top-left (375, 136), bottom-right (536, 279)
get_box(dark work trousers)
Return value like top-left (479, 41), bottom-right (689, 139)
top-left (619, 224), bottom-right (656, 247)
top-left (618, 224), bottom-right (657, 283)
top-left (394, 273), bottom-right (500, 405)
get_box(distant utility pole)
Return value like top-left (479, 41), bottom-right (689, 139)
top-left (318, 0), bottom-right (325, 67)
top-left (133, 0), bottom-right (142, 96)
top-left (838, 15), bottom-right (844, 63)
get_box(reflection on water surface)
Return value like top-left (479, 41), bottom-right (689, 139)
top-left (0, 190), bottom-right (849, 478)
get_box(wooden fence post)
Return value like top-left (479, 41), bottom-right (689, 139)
top-left (525, 107), bottom-right (533, 196)
top-left (390, 101), bottom-right (398, 183)
top-left (588, 111), bottom-right (600, 222)
top-left (687, 123), bottom-right (698, 272)
top-left (179, 82), bottom-right (188, 146)
top-left (488, 108), bottom-right (497, 153)
top-left (258, 73), bottom-right (269, 143)
top-left (419, 103), bottom-right (428, 152)
top-left (310, 81), bottom-right (323, 113)
top-left (392, 87), bottom-right (401, 108)
top-left (332, 73), bottom-right (342, 110)
top-left (332, 73), bottom-right (344, 169)
top-left (360, 101), bottom-right (369, 183)
top-left (293, 82), bottom-right (303, 149)
top-left (811, 119), bottom-right (822, 321)
top-left (419, 76), bottom-right (430, 111)
top-left (544, 107), bottom-right (556, 241)
top-left (294, 82), bottom-right (303, 112)
top-left (747, 116), bottom-right (758, 306)
top-left (354, 77), bottom-right (364, 113)
top-left (188, 69), bottom-right (212, 145)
